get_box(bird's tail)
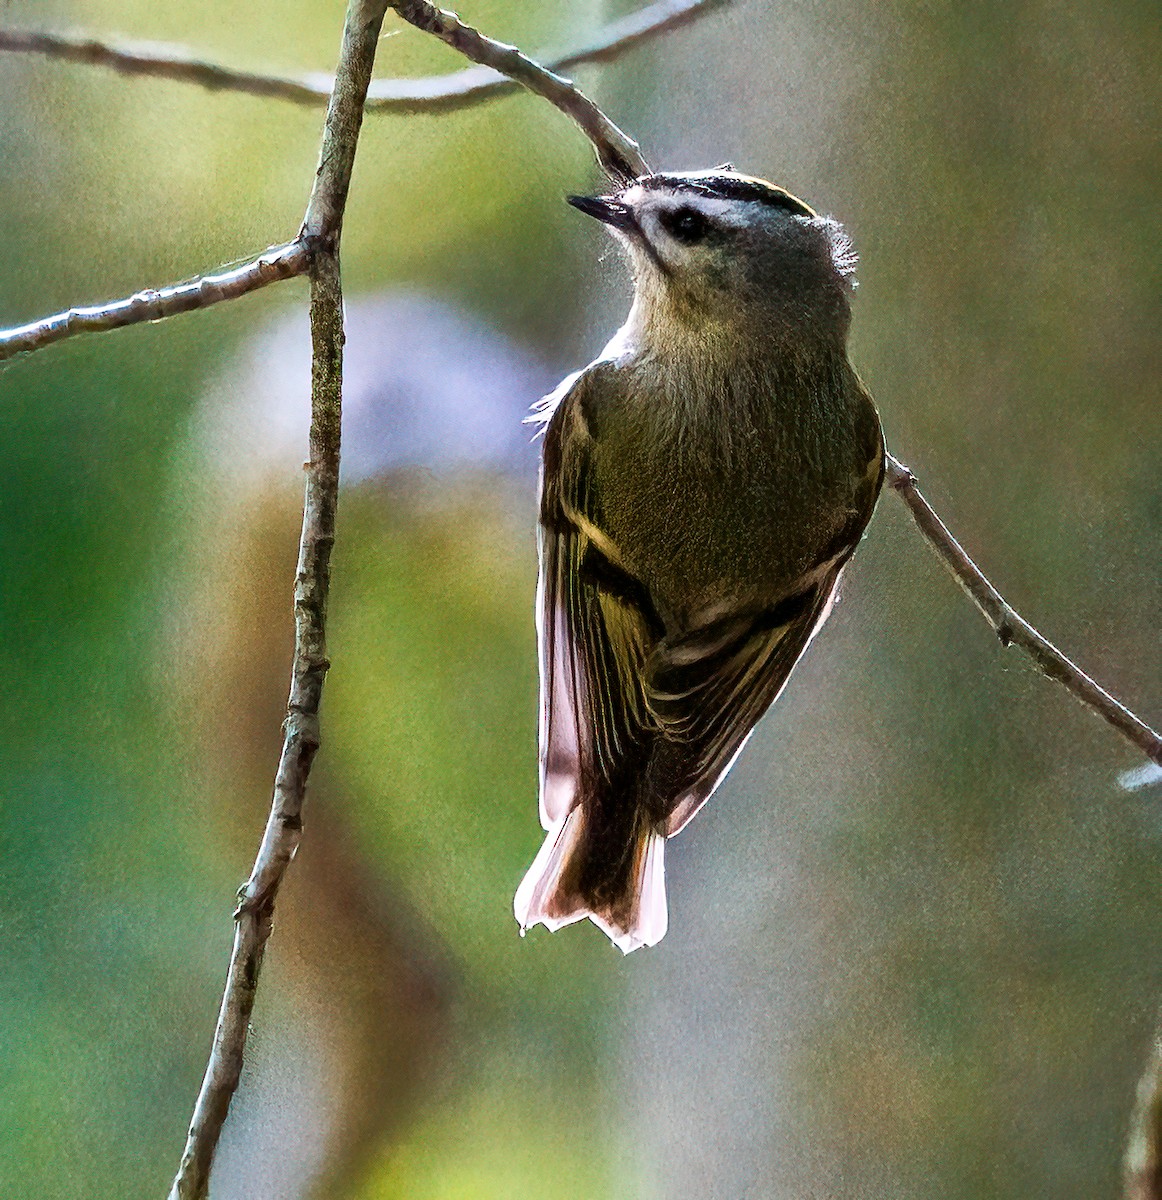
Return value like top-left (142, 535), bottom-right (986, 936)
top-left (513, 804), bottom-right (668, 954)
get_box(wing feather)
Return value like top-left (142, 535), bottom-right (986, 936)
top-left (536, 363), bottom-right (878, 843)
top-left (536, 368), bottom-right (660, 830)
top-left (653, 583), bottom-right (840, 837)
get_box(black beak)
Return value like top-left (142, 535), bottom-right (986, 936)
top-left (567, 194), bottom-right (636, 232)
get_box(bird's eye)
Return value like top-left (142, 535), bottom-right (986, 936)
top-left (662, 207), bottom-right (710, 244)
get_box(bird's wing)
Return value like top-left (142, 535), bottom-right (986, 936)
top-left (654, 391), bottom-right (885, 836)
top-left (535, 363), bottom-right (884, 839)
top-left (649, 581), bottom-right (841, 837)
top-left (535, 365), bottom-right (663, 831)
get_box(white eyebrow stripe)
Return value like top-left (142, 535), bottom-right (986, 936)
top-left (675, 195), bottom-right (749, 226)
top-left (631, 188), bottom-right (753, 228)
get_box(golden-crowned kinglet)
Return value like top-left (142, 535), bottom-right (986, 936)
top-left (514, 169), bottom-right (884, 952)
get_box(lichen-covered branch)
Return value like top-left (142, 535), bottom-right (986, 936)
top-left (0, 241), bottom-right (308, 362)
top-left (0, 0), bottom-right (728, 115)
top-left (166, 4), bottom-right (387, 1198)
top-left (885, 453), bottom-right (1162, 768)
top-left (388, 0), bottom-right (648, 181)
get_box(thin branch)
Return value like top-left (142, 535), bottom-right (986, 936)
top-left (885, 453), bottom-right (1162, 768)
top-left (166, 3), bottom-right (386, 1198)
top-left (370, 0), bottom-right (726, 116)
top-left (0, 27), bottom-right (333, 104)
top-left (388, 0), bottom-right (648, 181)
top-left (0, 3), bottom-right (700, 363)
top-left (0, 0), bottom-right (729, 115)
top-left (0, 242), bottom-right (308, 363)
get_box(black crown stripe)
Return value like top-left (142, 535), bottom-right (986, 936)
top-left (638, 174), bottom-right (816, 218)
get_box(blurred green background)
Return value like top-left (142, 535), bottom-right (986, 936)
top-left (0, 1), bottom-right (1158, 1197)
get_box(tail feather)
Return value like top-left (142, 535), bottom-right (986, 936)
top-left (514, 807), bottom-right (668, 954)
top-left (513, 808), bottom-right (591, 935)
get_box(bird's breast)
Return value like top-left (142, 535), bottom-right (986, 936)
top-left (588, 358), bottom-right (869, 628)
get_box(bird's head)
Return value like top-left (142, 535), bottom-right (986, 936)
top-left (569, 168), bottom-right (857, 346)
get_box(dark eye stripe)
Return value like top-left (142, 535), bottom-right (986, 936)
top-left (659, 206), bottom-right (711, 244)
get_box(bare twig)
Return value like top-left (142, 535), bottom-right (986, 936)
top-left (0, 27), bottom-right (334, 104)
top-left (388, 0), bottom-right (648, 181)
top-left (166, 3), bottom-right (387, 1197)
top-left (0, 242), bottom-right (308, 362)
top-left (885, 453), bottom-right (1162, 768)
top-left (1126, 1022), bottom-right (1162, 1200)
top-left (0, 1), bottom-right (728, 115)
top-left (0, 3), bottom-right (682, 363)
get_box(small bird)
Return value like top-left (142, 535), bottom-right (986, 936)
top-left (514, 169), bottom-right (884, 952)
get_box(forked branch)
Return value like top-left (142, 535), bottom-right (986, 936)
top-left (0, 3), bottom-right (672, 363)
top-left (387, 0), bottom-right (647, 180)
top-left (885, 453), bottom-right (1162, 768)
top-left (0, 0), bottom-right (727, 116)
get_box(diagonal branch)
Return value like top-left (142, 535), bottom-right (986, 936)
top-left (370, 0), bottom-right (725, 116)
top-left (0, 3), bottom-right (663, 364)
top-left (388, 0), bottom-right (648, 181)
top-left (166, 3), bottom-right (388, 1198)
top-left (0, 242), bottom-right (309, 362)
top-left (0, 0), bottom-right (728, 115)
top-left (885, 453), bottom-right (1162, 768)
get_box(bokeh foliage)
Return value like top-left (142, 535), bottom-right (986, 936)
top-left (0, 2), bottom-right (1158, 1198)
